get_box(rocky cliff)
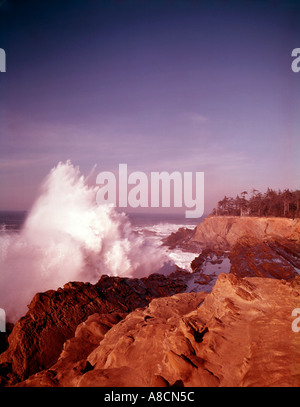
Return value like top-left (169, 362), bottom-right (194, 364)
top-left (189, 216), bottom-right (300, 251)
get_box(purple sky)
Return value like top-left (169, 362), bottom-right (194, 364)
top-left (0, 0), bottom-right (299, 214)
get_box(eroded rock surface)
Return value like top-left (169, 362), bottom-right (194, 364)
top-left (2, 216), bottom-right (299, 387)
top-left (16, 274), bottom-right (300, 387)
top-left (0, 273), bottom-right (187, 385)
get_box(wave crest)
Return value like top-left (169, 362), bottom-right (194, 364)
top-left (0, 161), bottom-right (170, 321)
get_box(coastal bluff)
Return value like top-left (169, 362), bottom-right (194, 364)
top-left (189, 216), bottom-right (300, 251)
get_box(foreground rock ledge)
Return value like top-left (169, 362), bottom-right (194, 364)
top-left (0, 273), bottom-right (187, 385)
top-left (16, 273), bottom-right (300, 387)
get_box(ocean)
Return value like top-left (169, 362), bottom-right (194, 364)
top-left (127, 212), bottom-right (201, 271)
top-left (0, 204), bottom-right (203, 321)
top-left (0, 211), bottom-right (27, 233)
top-left (0, 210), bottom-right (202, 272)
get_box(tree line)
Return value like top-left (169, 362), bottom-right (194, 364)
top-left (211, 188), bottom-right (300, 218)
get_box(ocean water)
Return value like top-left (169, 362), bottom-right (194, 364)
top-left (0, 211), bottom-right (27, 233)
top-left (0, 208), bottom-right (202, 322)
top-left (0, 210), bottom-right (201, 272)
top-left (127, 212), bottom-right (201, 271)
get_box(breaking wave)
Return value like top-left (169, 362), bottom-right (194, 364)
top-left (0, 161), bottom-right (172, 321)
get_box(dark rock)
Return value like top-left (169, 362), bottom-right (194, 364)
top-left (229, 236), bottom-right (298, 280)
top-left (190, 249), bottom-right (224, 272)
top-left (267, 238), bottom-right (300, 269)
top-left (162, 227), bottom-right (198, 251)
top-left (0, 323), bottom-right (14, 355)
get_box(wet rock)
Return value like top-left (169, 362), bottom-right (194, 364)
top-left (191, 249), bottom-right (225, 273)
top-left (229, 236), bottom-right (297, 280)
top-left (162, 227), bottom-right (198, 251)
top-left (267, 238), bottom-right (300, 269)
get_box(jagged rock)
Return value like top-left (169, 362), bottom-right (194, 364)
top-left (15, 273), bottom-right (300, 387)
top-left (190, 252), bottom-right (206, 271)
top-left (267, 238), bottom-right (300, 269)
top-left (0, 273), bottom-right (187, 385)
top-left (13, 313), bottom-right (126, 387)
top-left (191, 249), bottom-right (225, 273)
top-left (17, 292), bottom-right (210, 387)
top-left (229, 236), bottom-right (298, 280)
top-left (162, 227), bottom-right (197, 251)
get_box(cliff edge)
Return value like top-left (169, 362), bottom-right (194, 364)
top-left (189, 216), bottom-right (300, 251)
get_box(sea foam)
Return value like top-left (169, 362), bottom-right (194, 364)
top-left (0, 161), bottom-right (171, 321)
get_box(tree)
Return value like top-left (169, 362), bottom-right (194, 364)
top-left (210, 188), bottom-right (299, 218)
top-left (239, 191), bottom-right (248, 216)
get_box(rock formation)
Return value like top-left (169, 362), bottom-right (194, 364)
top-left (162, 227), bottom-right (196, 251)
top-left (167, 215), bottom-right (300, 284)
top-left (186, 216), bottom-right (300, 252)
top-left (0, 273), bottom-right (187, 385)
top-left (229, 236), bottom-right (298, 280)
top-left (14, 273), bottom-right (300, 387)
top-left (1, 215), bottom-right (299, 387)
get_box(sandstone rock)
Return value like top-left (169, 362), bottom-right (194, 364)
top-left (16, 273), bottom-right (300, 387)
top-left (188, 216), bottom-right (300, 251)
top-left (267, 238), bottom-right (300, 269)
top-left (17, 292), bottom-right (210, 387)
top-left (3, 216), bottom-right (300, 387)
top-left (194, 273), bottom-right (300, 386)
top-left (229, 236), bottom-right (298, 280)
top-left (0, 273), bottom-right (187, 385)
top-left (13, 312), bottom-right (126, 387)
top-left (83, 274), bottom-right (300, 387)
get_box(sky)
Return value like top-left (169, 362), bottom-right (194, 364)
top-left (0, 0), bottom-right (299, 214)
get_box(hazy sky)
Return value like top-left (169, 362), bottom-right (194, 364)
top-left (0, 0), bottom-right (299, 213)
